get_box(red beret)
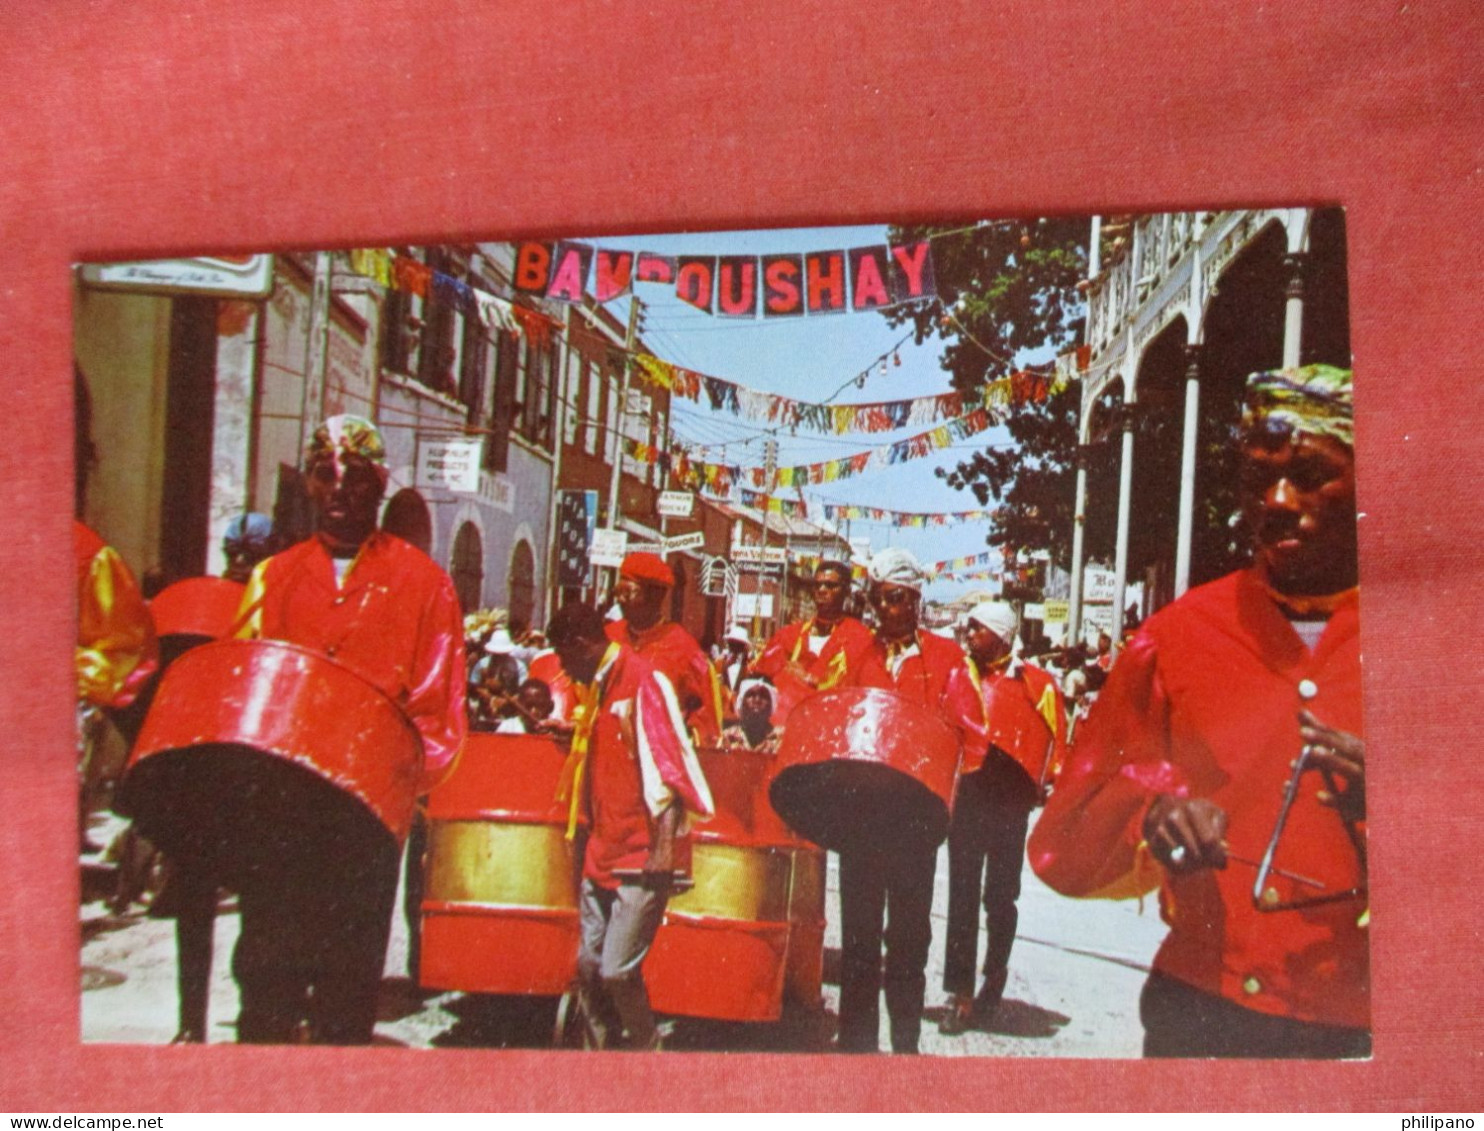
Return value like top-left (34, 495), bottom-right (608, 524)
top-left (619, 551), bottom-right (674, 588)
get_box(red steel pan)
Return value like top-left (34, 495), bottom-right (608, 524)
top-left (418, 732), bottom-right (581, 996)
top-left (118, 638), bottom-right (424, 887)
top-left (983, 676), bottom-right (1056, 787)
top-left (149, 576), bottom-right (245, 643)
top-left (769, 686), bottom-right (962, 855)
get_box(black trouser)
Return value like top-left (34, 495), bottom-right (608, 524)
top-left (232, 830), bottom-right (400, 1045)
top-left (837, 843), bottom-right (938, 1054)
top-left (942, 754), bottom-right (1038, 997)
top-left (1140, 971), bottom-right (1371, 1059)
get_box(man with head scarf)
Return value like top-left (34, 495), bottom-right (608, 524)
top-left (228, 414), bottom-right (467, 1044)
top-left (827, 546), bottom-right (984, 1054)
top-left (752, 558), bottom-right (875, 723)
top-left (1029, 365), bottom-right (1369, 1058)
top-left (939, 601), bottom-right (1067, 1036)
top-left (606, 551), bottom-right (724, 748)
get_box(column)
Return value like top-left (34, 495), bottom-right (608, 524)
top-left (1173, 343), bottom-right (1203, 598)
top-left (1067, 443), bottom-right (1090, 645)
top-left (1282, 252), bottom-right (1307, 369)
top-left (1111, 398), bottom-right (1135, 645)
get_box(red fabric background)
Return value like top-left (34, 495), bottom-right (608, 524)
top-left (1, 0), bottom-right (1479, 1111)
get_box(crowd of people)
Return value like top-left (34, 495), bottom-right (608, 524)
top-left (79, 363), bottom-right (1368, 1058)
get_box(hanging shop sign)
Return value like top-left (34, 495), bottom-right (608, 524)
top-left (79, 255), bottom-right (275, 298)
top-left (658, 490), bottom-right (695, 518)
top-left (556, 490), bottom-right (599, 588)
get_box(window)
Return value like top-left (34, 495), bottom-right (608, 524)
top-left (563, 352), bottom-right (580, 446)
top-left (458, 306), bottom-right (489, 424)
top-left (416, 249), bottom-right (457, 396)
top-left (451, 521), bottom-right (484, 613)
top-left (584, 361), bottom-right (600, 455)
top-left (486, 330), bottom-right (519, 473)
top-left (508, 540), bottom-right (536, 630)
top-left (381, 287), bottom-right (416, 375)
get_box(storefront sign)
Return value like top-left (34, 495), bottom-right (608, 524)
top-left (416, 437), bottom-right (482, 493)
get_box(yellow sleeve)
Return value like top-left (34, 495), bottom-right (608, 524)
top-left (76, 544), bottom-right (158, 708)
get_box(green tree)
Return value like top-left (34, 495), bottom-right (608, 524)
top-left (885, 218), bottom-right (1089, 569)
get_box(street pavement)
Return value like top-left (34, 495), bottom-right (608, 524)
top-left (80, 810), bottom-right (1168, 1056)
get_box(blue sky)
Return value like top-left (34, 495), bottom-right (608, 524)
top-left (585, 223), bottom-right (1057, 598)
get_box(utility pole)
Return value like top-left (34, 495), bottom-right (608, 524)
top-left (604, 294), bottom-right (642, 593)
top-left (752, 438), bottom-right (778, 639)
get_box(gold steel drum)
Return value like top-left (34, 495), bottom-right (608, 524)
top-left (644, 744), bottom-right (793, 1021)
top-left (117, 638), bottom-right (423, 888)
top-left (645, 836), bottom-right (793, 1021)
top-left (769, 686), bottom-right (962, 855)
top-left (418, 732), bottom-right (580, 996)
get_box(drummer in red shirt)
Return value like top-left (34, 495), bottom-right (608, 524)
top-left (939, 601), bottom-right (1067, 1036)
top-left (606, 551), bottom-right (724, 747)
top-left (549, 601), bottom-right (713, 1049)
top-left (752, 558), bottom-right (875, 722)
top-left (1028, 364), bottom-right (1368, 1058)
top-left (232, 414), bottom-right (467, 1044)
top-left (835, 547), bottom-right (983, 1055)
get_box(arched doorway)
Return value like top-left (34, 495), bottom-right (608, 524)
top-left (451, 521), bottom-right (483, 612)
top-left (508, 540), bottom-right (536, 630)
top-left (382, 488), bottom-right (432, 554)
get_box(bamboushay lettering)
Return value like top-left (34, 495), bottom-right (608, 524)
top-left (511, 238), bottom-right (935, 316)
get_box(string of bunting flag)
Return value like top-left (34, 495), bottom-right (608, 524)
top-left (633, 354), bottom-right (1062, 436)
top-left (662, 405), bottom-right (999, 496)
top-left (817, 502), bottom-right (1003, 528)
top-left (928, 551), bottom-right (997, 579)
top-left (346, 250), bottom-right (564, 344)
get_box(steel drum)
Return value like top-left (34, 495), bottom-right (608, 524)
top-left (645, 745), bottom-right (793, 1022)
top-left (418, 732), bottom-right (581, 996)
top-left (983, 676), bottom-right (1056, 787)
top-left (769, 686), bottom-right (962, 855)
top-left (149, 576), bottom-right (245, 644)
top-left (117, 638), bottom-right (423, 888)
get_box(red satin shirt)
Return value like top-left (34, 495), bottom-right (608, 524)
top-left (1028, 569), bottom-right (1368, 1029)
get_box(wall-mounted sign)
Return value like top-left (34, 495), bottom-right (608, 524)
top-left (590, 527), bottom-right (629, 568)
top-left (658, 491), bottom-right (695, 518)
top-left (1041, 599), bottom-right (1070, 624)
top-left (1084, 567), bottom-right (1117, 604)
top-left (79, 255), bottom-right (275, 298)
top-left (731, 544), bottom-right (788, 564)
top-left (734, 594), bottom-right (775, 618)
top-left (416, 436), bottom-right (483, 493)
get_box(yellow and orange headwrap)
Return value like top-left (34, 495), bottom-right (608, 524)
top-left (307, 414), bottom-right (389, 485)
top-left (1242, 364), bottom-right (1353, 449)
